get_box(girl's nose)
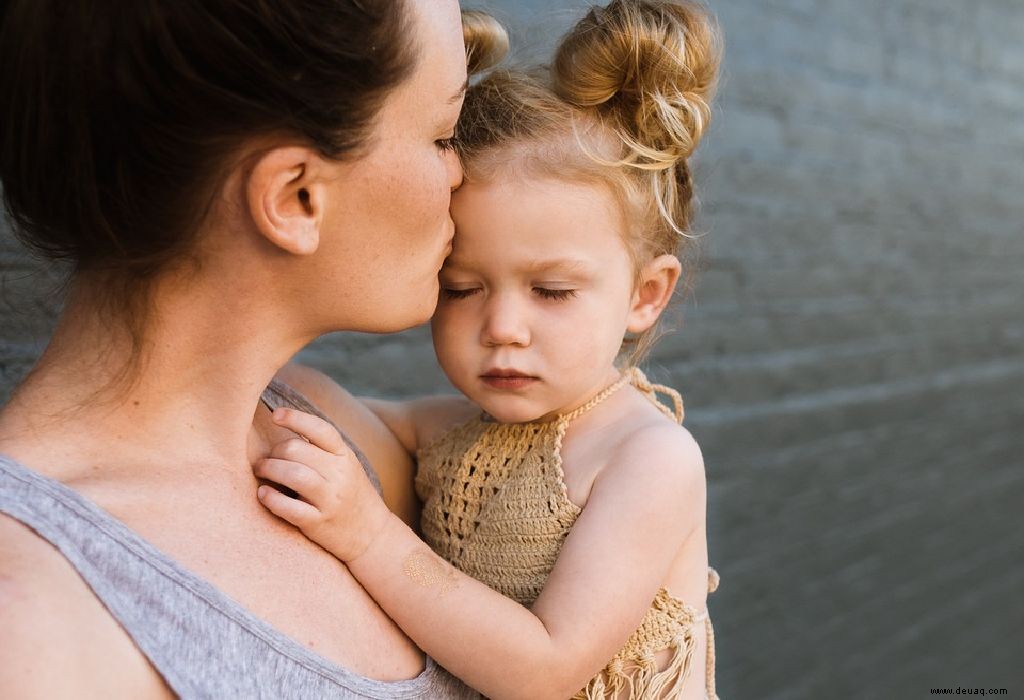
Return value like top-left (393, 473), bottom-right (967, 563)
top-left (481, 294), bottom-right (530, 347)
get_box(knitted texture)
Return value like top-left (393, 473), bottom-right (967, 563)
top-left (416, 369), bottom-right (720, 699)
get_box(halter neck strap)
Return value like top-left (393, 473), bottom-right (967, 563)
top-left (558, 371), bottom-right (633, 424)
top-left (628, 367), bottom-right (685, 424)
top-left (558, 367), bottom-right (685, 425)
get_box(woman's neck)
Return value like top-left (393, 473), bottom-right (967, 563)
top-left (0, 271), bottom-right (310, 476)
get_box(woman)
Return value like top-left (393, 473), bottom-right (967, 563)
top-left (0, 0), bottom-right (488, 696)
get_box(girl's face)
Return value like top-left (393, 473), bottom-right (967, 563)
top-left (433, 176), bottom-right (640, 423)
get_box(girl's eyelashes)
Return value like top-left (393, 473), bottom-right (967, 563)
top-left (440, 286), bottom-right (577, 301)
top-left (441, 287), bottom-right (479, 300)
top-left (533, 287), bottom-right (577, 301)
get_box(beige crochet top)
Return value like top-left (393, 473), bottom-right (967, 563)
top-left (415, 368), bottom-right (720, 699)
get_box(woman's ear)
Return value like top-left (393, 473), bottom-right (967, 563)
top-left (246, 146), bottom-right (327, 256)
top-left (626, 254), bottom-right (682, 333)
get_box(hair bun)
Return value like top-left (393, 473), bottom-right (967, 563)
top-left (553, 0), bottom-right (721, 165)
top-left (463, 10), bottom-right (509, 75)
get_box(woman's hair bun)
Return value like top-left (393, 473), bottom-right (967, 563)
top-left (552, 0), bottom-right (721, 166)
top-left (463, 10), bottom-right (509, 75)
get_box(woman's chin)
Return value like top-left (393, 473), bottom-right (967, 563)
top-left (357, 294), bottom-right (438, 333)
top-left (367, 314), bottom-right (433, 334)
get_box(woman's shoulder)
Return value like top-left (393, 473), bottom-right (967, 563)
top-left (0, 513), bottom-right (167, 696)
top-left (0, 512), bottom-right (77, 638)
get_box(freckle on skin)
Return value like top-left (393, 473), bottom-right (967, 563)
top-left (403, 549), bottom-right (459, 595)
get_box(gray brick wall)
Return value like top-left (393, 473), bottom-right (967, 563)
top-left (2, 1), bottom-right (1021, 696)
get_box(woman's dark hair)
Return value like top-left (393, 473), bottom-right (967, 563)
top-left (0, 0), bottom-right (414, 279)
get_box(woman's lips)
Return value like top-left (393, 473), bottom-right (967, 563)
top-left (480, 370), bottom-right (538, 390)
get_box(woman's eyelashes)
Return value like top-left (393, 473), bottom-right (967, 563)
top-left (435, 135), bottom-right (459, 152)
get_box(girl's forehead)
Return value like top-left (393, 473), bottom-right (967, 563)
top-left (448, 177), bottom-right (631, 269)
top-left (457, 171), bottom-right (608, 199)
top-left (452, 176), bottom-right (621, 229)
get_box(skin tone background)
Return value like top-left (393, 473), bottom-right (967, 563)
top-left (1, 1), bottom-right (1022, 697)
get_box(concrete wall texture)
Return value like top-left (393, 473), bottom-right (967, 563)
top-left (1, 0), bottom-right (1021, 697)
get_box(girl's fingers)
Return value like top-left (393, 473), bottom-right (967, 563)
top-left (257, 484), bottom-right (320, 528)
top-left (254, 458), bottom-right (325, 501)
top-left (269, 435), bottom-right (351, 477)
top-left (271, 408), bottom-right (347, 454)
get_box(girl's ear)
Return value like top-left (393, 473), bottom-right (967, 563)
top-left (245, 146), bottom-right (328, 256)
top-left (626, 254), bottom-right (682, 333)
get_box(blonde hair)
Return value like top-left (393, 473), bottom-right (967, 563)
top-left (462, 10), bottom-right (509, 75)
top-left (460, 0), bottom-right (722, 364)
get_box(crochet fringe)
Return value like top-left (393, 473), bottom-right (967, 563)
top-left (575, 633), bottom-right (695, 700)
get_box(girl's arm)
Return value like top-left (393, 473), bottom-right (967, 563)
top-left (360, 395), bottom-right (479, 456)
top-left (255, 408), bottom-right (706, 700)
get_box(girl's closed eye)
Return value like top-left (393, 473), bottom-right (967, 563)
top-left (441, 286), bottom-right (479, 300)
top-left (533, 287), bottom-right (577, 301)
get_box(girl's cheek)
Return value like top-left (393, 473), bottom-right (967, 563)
top-left (433, 312), bottom-right (462, 345)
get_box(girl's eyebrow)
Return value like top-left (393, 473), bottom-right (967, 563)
top-left (441, 258), bottom-right (592, 275)
top-left (522, 258), bottom-right (592, 274)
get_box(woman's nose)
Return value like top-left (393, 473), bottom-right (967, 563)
top-left (481, 294), bottom-right (529, 347)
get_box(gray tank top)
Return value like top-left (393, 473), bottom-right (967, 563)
top-left (0, 381), bottom-right (477, 699)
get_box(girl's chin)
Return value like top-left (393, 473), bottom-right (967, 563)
top-left (480, 404), bottom-right (557, 425)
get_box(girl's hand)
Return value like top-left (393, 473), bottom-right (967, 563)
top-left (253, 407), bottom-right (390, 562)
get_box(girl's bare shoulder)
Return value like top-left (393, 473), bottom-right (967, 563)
top-left (594, 392), bottom-right (706, 514)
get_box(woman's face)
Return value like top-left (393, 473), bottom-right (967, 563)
top-left (313, 0), bottom-right (467, 334)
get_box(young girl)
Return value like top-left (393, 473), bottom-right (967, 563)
top-left (255, 1), bottom-right (722, 697)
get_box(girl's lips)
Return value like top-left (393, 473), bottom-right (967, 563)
top-left (480, 372), bottom-right (538, 390)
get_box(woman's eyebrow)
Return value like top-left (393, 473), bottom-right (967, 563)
top-left (448, 79), bottom-right (469, 104)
